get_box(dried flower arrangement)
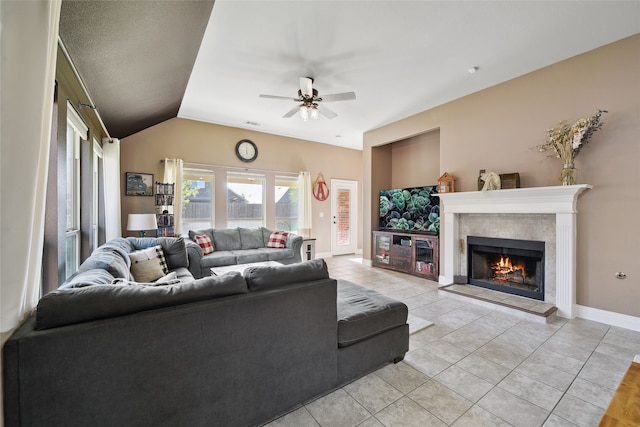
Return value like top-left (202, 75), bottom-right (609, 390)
top-left (535, 109), bottom-right (607, 185)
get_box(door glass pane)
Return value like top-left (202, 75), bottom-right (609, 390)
top-left (337, 188), bottom-right (351, 246)
top-left (275, 176), bottom-right (298, 232)
top-left (182, 168), bottom-right (214, 230)
top-left (227, 173), bottom-right (264, 228)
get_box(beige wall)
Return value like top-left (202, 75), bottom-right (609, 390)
top-left (120, 118), bottom-right (363, 254)
top-left (391, 130), bottom-right (441, 188)
top-left (364, 34), bottom-right (640, 317)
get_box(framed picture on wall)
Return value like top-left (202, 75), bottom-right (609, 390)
top-left (126, 172), bottom-right (154, 196)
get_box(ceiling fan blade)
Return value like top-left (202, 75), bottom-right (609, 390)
top-left (320, 92), bottom-right (356, 102)
top-left (299, 77), bottom-right (313, 97)
top-left (259, 94), bottom-right (298, 101)
top-left (317, 104), bottom-right (337, 120)
top-left (283, 105), bottom-right (301, 118)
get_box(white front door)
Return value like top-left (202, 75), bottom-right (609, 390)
top-left (331, 179), bottom-right (358, 256)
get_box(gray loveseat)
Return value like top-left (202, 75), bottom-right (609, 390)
top-left (4, 238), bottom-right (408, 427)
top-left (185, 227), bottom-right (303, 278)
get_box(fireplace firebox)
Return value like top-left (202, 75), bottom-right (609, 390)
top-left (467, 236), bottom-right (545, 301)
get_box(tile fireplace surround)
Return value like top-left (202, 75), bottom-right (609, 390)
top-left (437, 185), bottom-right (591, 319)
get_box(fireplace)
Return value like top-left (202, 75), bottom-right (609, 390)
top-left (467, 236), bottom-right (545, 301)
top-left (437, 185), bottom-right (591, 318)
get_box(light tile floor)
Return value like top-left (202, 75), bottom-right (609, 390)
top-left (264, 256), bottom-right (640, 427)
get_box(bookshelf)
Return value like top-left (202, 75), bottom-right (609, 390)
top-left (155, 182), bottom-right (175, 237)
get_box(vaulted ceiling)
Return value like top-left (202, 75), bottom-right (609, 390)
top-left (59, 1), bottom-right (640, 150)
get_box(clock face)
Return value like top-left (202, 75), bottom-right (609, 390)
top-left (235, 139), bottom-right (258, 162)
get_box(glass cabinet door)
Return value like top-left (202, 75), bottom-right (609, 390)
top-left (373, 233), bottom-right (391, 265)
top-left (413, 236), bottom-right (438, 279)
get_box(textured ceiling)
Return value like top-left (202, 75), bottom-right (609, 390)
top-left (59, 0), bottom-right (214, 138)
top-left (59, 1), bottom-right (640, 148)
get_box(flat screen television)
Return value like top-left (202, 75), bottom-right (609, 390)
top-left (379, 185), bottom-right (439, 233)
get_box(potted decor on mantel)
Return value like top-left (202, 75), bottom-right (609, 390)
top-left (535, 109), bottom-right (607, 185)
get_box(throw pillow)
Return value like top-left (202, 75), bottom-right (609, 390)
top-left (266, 231), bottom-right (288, 249)
top-left (128, 245), bottom-right (169, 282)
top-left (194, 233), bottom-right (214, 255)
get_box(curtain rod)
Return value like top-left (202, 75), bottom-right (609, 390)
top-left (160, 159), bottom-right (298, 176)
top-left (58, 37), bottom-right (112, 140)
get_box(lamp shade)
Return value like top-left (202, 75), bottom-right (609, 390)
top-left (127, 214), bottom-right (157, 237)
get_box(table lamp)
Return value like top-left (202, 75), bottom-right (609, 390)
top-left (127, 213), bottom-right (158, 237)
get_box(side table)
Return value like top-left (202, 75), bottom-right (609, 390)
top-left (302, 238), bottom-right (316, 261)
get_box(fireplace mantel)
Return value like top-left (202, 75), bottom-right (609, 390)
top-left (437, 184), bottom-right (592, 214)
top-left (438, 184), bottom-right (592, 318)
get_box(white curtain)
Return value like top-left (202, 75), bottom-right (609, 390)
top-left (298, 171), bottom-right (312, 238)
top-left (163, 158), bottom-right (184, 235)
top-left (103, 138), bottom-right (122, 240)
top-left (1, 0), bottom-right (62, 333)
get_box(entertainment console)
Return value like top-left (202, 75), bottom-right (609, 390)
top-left (372, 230), bottom-right (439, 281)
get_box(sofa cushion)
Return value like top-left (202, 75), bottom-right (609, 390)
top-left (59, 269), bottom-right (115, 289)
top-left (212, 228), bottom-right (242, 251)
top-left (194, 234), bottom-right (214, 255)
top-left (266, 231), bottom-right (288, 248)
top-left (127, 236), bottom-right (189, 270)
top-left (256, 248), bottom-right (294, 262)
top-left (234, 249), bottom-right (269, 264)
top-left (172, 266), bottom-right (195, 281)
top-left (111, 275), bottom-right (181, 287)
top-left (199, 251), bottom-right (238, 269)
top-left (156, 272), bottom-right (179, 284)
top-left (239, 227), bottom-right (265, 249)
top-left (99, 237), bottom-right (135, 257)
top-left (77, 245), bottom-right (132, 280)
top-left (244, 258), bottom-right (328, 292)
top-left (129, 245), bottom-right (169, 282)
top-left (336, 280), bottom-right (408, 348)
top-left (35, 272), bottom-right (249, 330)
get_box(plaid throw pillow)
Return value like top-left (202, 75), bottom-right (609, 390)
top-left (194, 234), bottom-right (214, 255)
top-left (128, 245), bottom-right (169, 282)
top-left (267, 231), bottom-right (288, 249)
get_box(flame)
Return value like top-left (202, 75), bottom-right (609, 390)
top-left (491, 256), bottom-right (526, 278)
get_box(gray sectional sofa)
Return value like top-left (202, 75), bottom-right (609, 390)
top-left (3, 237), bottom-right (409, 427)
top-left (185, 227), bottom-right (303, 278)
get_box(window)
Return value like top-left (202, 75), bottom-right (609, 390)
top-left (91, 138), bottom-right (103, 252)
top-left (227, 173), bottom-right (264, 228)
top-left (275, 175), bottom-right (298, 232)
top-left (65, 103), bottom-right (87, 279)
top-left (182, 168), bottom-right (214, 230)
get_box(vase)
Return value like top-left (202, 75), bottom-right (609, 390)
top-left (561, 163), bottom-right (576, 186)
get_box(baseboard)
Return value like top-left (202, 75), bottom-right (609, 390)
top-left (315, 252), bottom-right (333, 259)
top-left (575, 304), bottom-right (640, 332)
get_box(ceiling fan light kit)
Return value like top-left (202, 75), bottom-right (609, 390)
top-left (259, 76), bottom-right (355, 121)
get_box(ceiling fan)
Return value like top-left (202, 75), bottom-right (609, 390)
top-left (259, 77), bottom-right (356, 120)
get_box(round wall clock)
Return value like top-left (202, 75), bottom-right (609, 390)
top-left (235, 139), bottom-right (258, 162)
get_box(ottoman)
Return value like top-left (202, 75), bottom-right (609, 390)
top-left (336, 280), bottom-right (409, 384)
